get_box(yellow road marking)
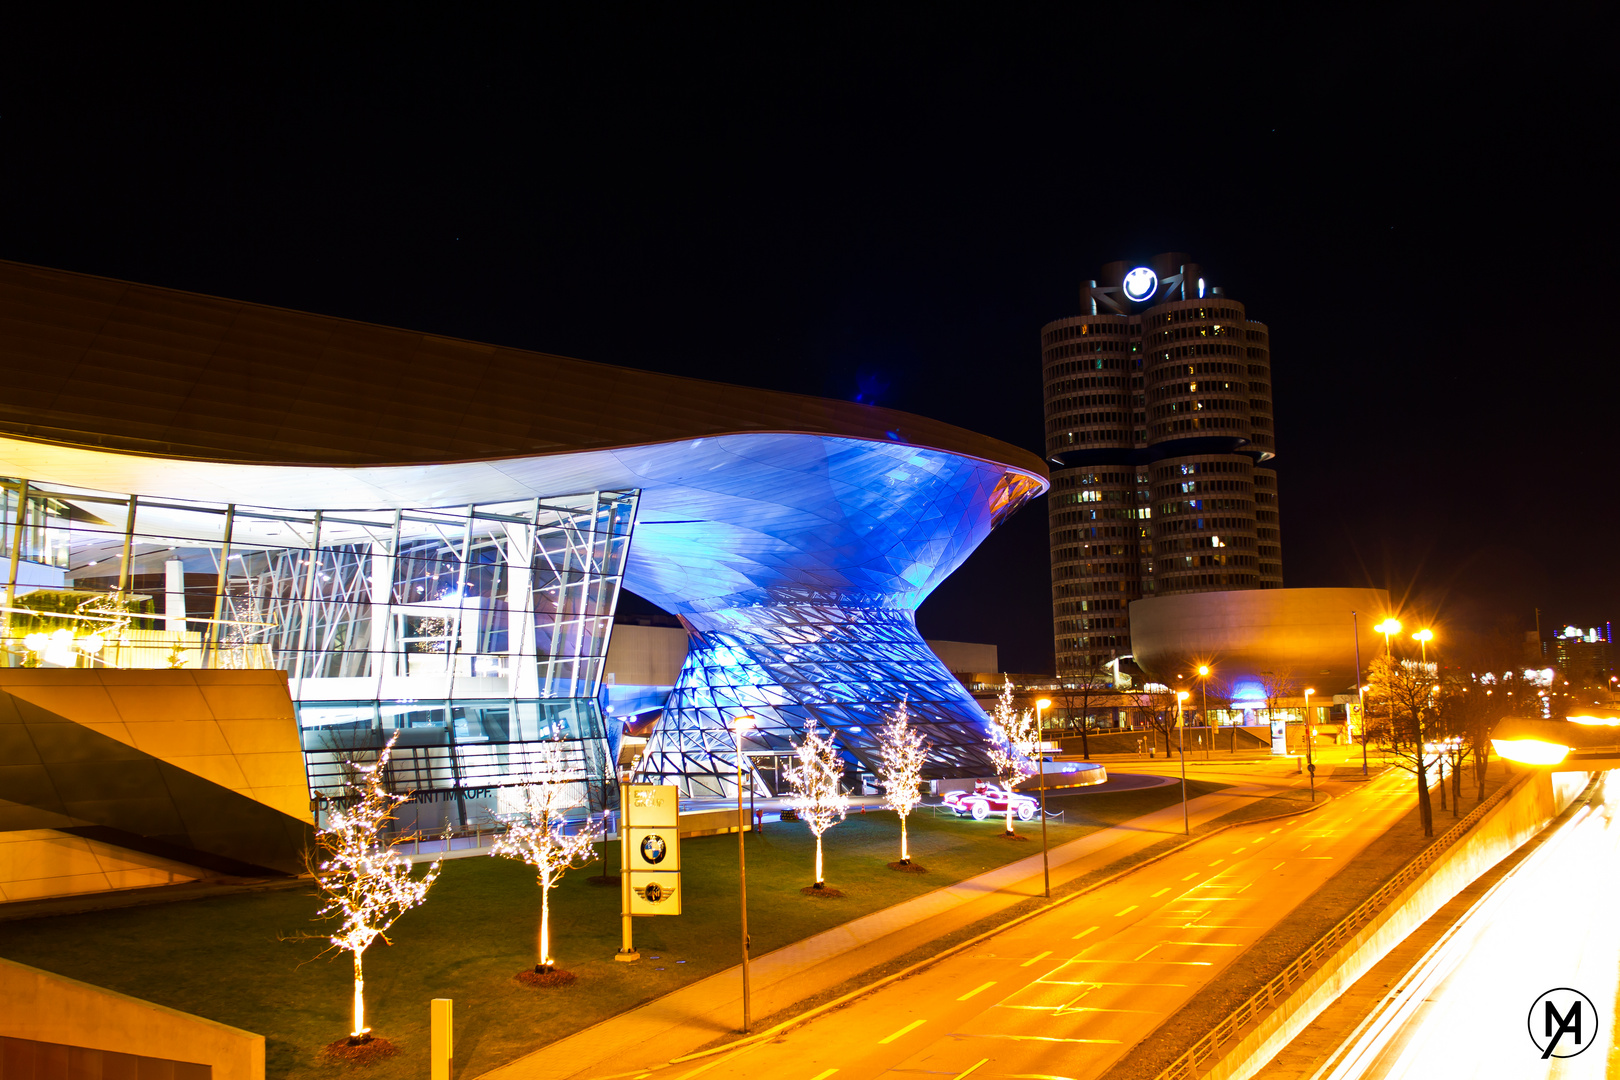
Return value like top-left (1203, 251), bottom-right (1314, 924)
top-left (1232, 847), bottom-right (1246, 854)
top-left (1151, 887), bottom-right (1169, 897)
top-left (1073, 925), bottom-right (1099, 940)
top-left (952, 1059), bottom-right (991, 1080)
top-left (880, 1019), bottom-right (926, 1044)
top-left (1181, 872), bottom-right (1197, 881)
top-left (1273, 862), bottom-right (1286, 869)
top-left (1021, 950), bottom-right (1053, 967)
top-left (1270, 827), bottom-right (1283, 833)
top-left (1209, 858), bottom-right (1224, 866)
top-left (1114, 904), bottom-right (1138, 916)
top-left (674, 1046), bottom-right (749, 1080)
top-left (810, 1072), bottom-right (838, 1080)
top-left (957, 980), bottom-right (996, 1001)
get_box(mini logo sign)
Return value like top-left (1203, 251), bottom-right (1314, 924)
top-left (1122, 266), bottom-right (1158, 303)
top-left (635, 881), bottom-right (676, 905)
top-left (1529, 988), bottom-right (1598, 1059)
top-left (640, 833), bottom-right (668, 865)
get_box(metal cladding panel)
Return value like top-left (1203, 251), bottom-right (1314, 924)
top-left (1128, 587), bottom-right (1394, 692)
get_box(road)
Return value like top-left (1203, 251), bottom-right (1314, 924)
top-left (585, 764), bottom-right (1413, 1080)
top-left (1289, 773), bottom-right (1619, 1080)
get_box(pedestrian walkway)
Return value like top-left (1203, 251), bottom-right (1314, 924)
top-left (479, 778), bottom-right (1304, 1080)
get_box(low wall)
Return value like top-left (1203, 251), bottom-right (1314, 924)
top-left (1183, 767), bottom-right (1590, 1080)
top-left (0, 956), bottom-right (263, 1080)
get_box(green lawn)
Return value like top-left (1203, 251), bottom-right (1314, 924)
top-left (0, 780), bottom-right (1220, 1080)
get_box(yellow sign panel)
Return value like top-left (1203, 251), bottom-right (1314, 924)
top-left (628, 870), bottom-right (682, 915)
top-left (625, 784), bottom-right (679, 829)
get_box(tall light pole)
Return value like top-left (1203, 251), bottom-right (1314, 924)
top-left (1374, 618), bottom-right (1402, 750)
top-left (729, 714), bottom-right (756, 1033)
top-left (1036, 697), bottom-right (1052, 898)
top-left (1303, 687), bottom-right (1316, 801)
top-left (1351, 611), bottom-right (1370, 779)
top-left (1197, 664), bottom-right (1211, 759)
top-left (1176, 690), bottom-right (1190, 835)
top-left (1413, 627), bottom-right (1434, 666)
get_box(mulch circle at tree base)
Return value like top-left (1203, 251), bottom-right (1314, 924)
top-left (322, 1036), bottom-right (397, 1064)
top-left (887, 861), bottom-right (928, 873)
top-left (516, 967), bottom-right (578, 987)
top-left (999, 832), bottom-right (1031, 841)
top-left (800, 883), bottom-right (845, 897)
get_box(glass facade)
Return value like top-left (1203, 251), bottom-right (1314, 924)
top-left (1, 478), bottom-right (637, 825)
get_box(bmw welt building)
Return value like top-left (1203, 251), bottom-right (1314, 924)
top-left (0, 261), bottom-right (1045, 894)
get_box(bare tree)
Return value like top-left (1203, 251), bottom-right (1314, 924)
top-left (785, 718), bottom-right (850, 887)
top-left (1257, 669), bottom-right (1298, 737)
top-left (1366, 654), bottom-right (1440, 837)
top-left (1125, 683), bottom-right (1177, 755)
top-left (986, 677), bottom-right (1039, 835)
top-left (1053, 664), bottom-right (1112, 760)
top-left (876, 698), bottom-right (927, 866)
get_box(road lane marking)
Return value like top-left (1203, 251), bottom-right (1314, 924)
top-left (1114, 904), bottom-right (1138, 916)
top-left (1021, 950), bottom-right (1053, 967)
top-left (810, 1071), bottom-right (838, 1080)
top-left (1270, 827), bottom-right (1283, 833)
top-left (1073, 925), bottom-right (1099, 940)
top-left (1272, 862), bottom-right (1286, 869)
top-left (957, 980), bottom-right (996, 1001)
top-left (1208, 858), bottom-right (1225, 866)
top-left (1151, 887), bottom-right (1169, 897)
top-left (674, 1046), bottom-right (750, 1080)
top-left (1133, 944), bottom-right (1159, 960)
top-left (959, 1034), bottom-right (1121, 1044)
top-left (879, 1019), bottom-right (926, 1044)
top-left (1181, 872), bottom-right (1198, 880)
top-left (1232, 847), bottom-right (1247, 854)
top-left (952, 1059), bottom-right (991, 1080)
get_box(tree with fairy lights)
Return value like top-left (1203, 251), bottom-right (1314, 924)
top-left (312, 734), bottom-right (442, 1046)
top-left (490, 737), bottom-right (601, 980)
top-left (986, 677), bottom-right (1038, 835)
top-left (785, 718), bottom-right (850, 890)
top-left (877, 698), bottom-right (928, 867)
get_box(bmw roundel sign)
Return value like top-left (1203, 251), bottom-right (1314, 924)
top-left (1122, 266), bottom-right (1158, 303)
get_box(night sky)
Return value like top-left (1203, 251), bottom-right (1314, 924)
top-left (2, 9), bottom-right (1613, 671)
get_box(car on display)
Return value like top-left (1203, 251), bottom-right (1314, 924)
top-left (942, 781), bottom-right (1038, 821)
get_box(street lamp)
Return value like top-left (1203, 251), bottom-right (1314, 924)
top-left (1035, 697), bottom-right (1052, 898)
top-left (1176, 690), bottom-right (1190, 835)
top-left (1197, 664), bottom-right (1211, 758)
top-left (1303, 687), bottom-right (1316, 801)
top-left (1352, 610), bottom-right (1368, 780)
top-left (1413, 628), bottom-right (1434, 666)
top-left (729, 714), bottom-right (756, 1033)
top-left (1375, 618), bottom-right (1402, 655)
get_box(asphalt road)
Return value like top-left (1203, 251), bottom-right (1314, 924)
top-left (1294, 773), bottom-right (1619, 1080)
top-left (609, 764), bottom-right (1413, 1080)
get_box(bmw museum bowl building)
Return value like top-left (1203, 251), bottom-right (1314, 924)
top-left (0, 261), bottom-right (1046, 859)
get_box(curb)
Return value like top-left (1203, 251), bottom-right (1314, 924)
top-left (666, 789), bottom-right (1338, 1065)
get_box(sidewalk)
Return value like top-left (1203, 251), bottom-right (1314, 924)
top-left (479, 779), bottom-right (1299, 1080)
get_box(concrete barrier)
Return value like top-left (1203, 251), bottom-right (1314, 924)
top-left (1159, 768), bottom-right (1590, 1080)
top-left (0, 956), bottom-right (264, 1080)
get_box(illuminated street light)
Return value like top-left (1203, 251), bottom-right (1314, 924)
top-left (1196, 665), bottom-right (1211, 759)
top-left (1035, 697), bottom-right (1052, 897)
top-left (1176, 690), bottom-right (1191, 835)
top-left (729, 713), bottom-right (757, 1033)
top-left (1413, 628), bottom-right (1435, 666)
top-left (1491, 738), bottom-right (1571, 766)
top-left (1303, 688), bottom-right (1316, 801)
top-left (1375, 618), bottom-right (1402, 655)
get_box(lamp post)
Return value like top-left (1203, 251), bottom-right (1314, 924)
top-left (1303, 687), bottom-right (1316, 801)
top-left (1197, 664), bottom-right (1211, 759)
top-left (729, 714), bottom-right (756, 1034)
top-left (1176, 690), bottom-right (1190, 835)
top-left (1413, 628), bottom-right (1434, 666)
top-left (1036, 697), bottom-right (1052, 898)
top-left (1353, 611), bottom-right (1368, 779)
top-left (1374, 618), bottom-right (1401, 749)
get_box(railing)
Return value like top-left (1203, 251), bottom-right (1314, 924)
top-left (1153, 777), bottom-right (1517, 1080)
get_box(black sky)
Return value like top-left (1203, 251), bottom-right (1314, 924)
top-left (2, 7), bottom-right (1614, 671)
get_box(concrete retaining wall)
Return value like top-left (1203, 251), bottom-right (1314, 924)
top-left (0, 956), bottom-right (263, 1080)
top-left (1199, 767), bottom-right (1590, 1080)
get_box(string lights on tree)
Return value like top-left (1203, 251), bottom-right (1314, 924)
top-left (311, 733), bottom-right (442, 1046)
top-left (986, 676), bottom-right (1038, 835)
top-left (490, 737), bottom-right (600, 981)
top-left (785, 717), bottom-right (850, 891)
top-left (876, 697), bottom-right (927, 867)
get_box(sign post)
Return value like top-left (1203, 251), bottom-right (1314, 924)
top-left (615, 774), bottom-right (639, 962)
top-left (430, 998), bottom-right (452, 1080)
top-left (626, 784), bottom-right (682, 915)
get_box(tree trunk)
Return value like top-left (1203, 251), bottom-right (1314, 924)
top-left (900, 814), bottom-right (909, 863)
top-left (1004, 799), bottom-right (1015, 835)
top-left (352, 948), bottom-right (367, 1036)
top-left (1415, 751), bottom-right (1433, 837)
top-left (814, 832), bottom-right (824, 884)
top-left (1451, 752), bottom-right (1462, 815)
top-left (1163, 725), bottom-right (1173, 755)
top-left (539, 864), bottom-right (552, 969)
top-left (1476, 743), bottom-right (1489, 801)
top-left (1080, 714), bottom-right (1090, 760)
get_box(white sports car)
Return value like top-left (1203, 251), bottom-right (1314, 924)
top-left (942, 782), bottom-right (1039, 821)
